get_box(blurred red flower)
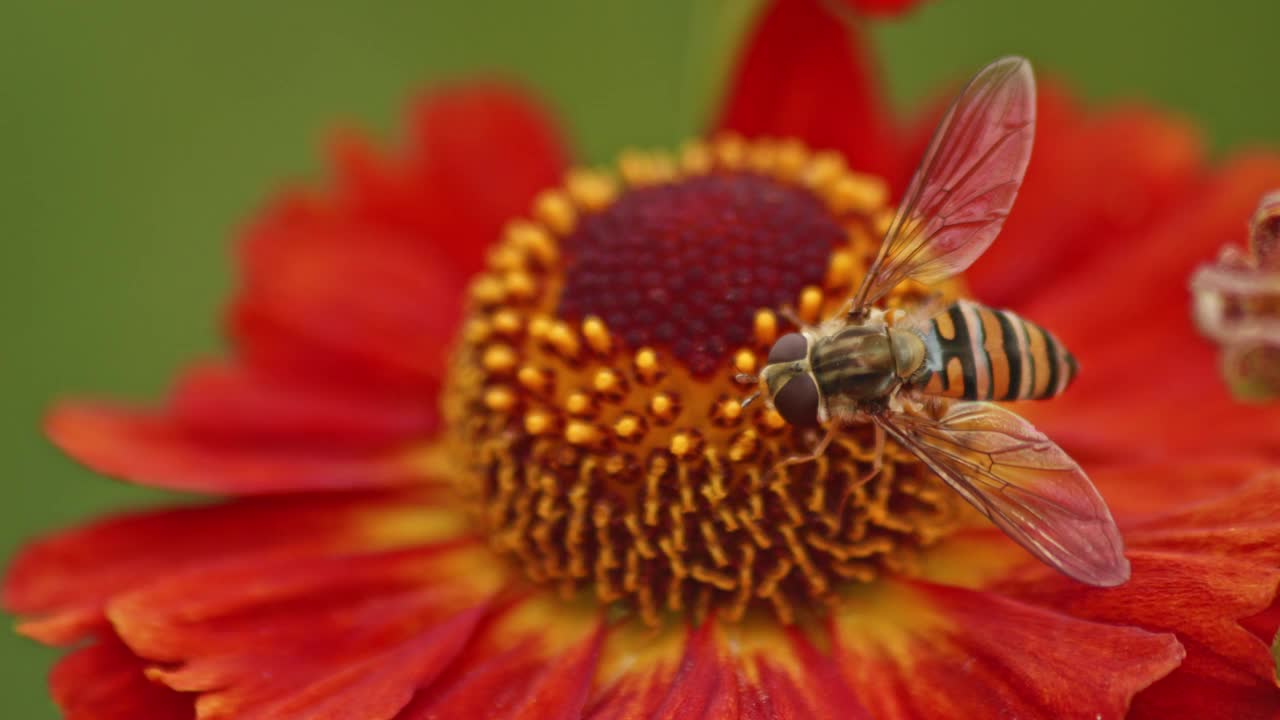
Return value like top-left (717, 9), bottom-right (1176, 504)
top-left (6, 1), bottom-right (1280, 718)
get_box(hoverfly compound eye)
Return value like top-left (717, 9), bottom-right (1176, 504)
top-left (767, 332), bottom-right (809, 365)
top-left (774, 374), bottom-right (820, 426)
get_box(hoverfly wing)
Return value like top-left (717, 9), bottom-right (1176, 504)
top-left (874, 401), bottom-right (1130, 586)
top-left (850, 56), bottom-right (1037, 314)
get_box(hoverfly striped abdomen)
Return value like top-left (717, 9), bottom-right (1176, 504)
top-left (919, 299), bottom-right (1078, 401)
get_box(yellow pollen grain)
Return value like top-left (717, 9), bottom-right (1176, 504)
top-left (528, 315), bottom-right (553, 341)
top-left (506, 221), bottom-right (558, 268)
top-left (582, 316), bottom-right (612, 355)
top-left (648, 393), bottom-right (677, 423)
top-left (593, 368), bottom-right (624, 397)
top-left (613, 414), bottom-right (642, 441)
top-left (670, 432), bottom-right (695, 457)
top-left (488, 245), bottom-right (523, 272)
top-left (503, 271), bottom-right (537, 302)
top-left (633, 348), bottom-right (663, 384)
top-left (565, 421), bottom-right (601, 447)
top-left (482, 344), bottom-right (517, 374)
top-left (802, 151), bottom-right (846, 192)
top-left (534, 190), bottom-right (577, 236)
top-left (619, 150), bottom-right (676, 187)
top-left (491, 309), bottom-right (523, 336)
top-left (733, 349), bottom-right (757, 376)
top-left (762, 409), bottom-right (787, 431)
top-left (773, 140), bottom-right (809, 182)
top-left (547, 322), bottom-right (581, 358)
top-left (524, 410), bottom-right (555, 436)
top-left (566, 170), bottom-right (618, 212)
top-left (828, 173), bottom-right (888, 215)
top-left (798, 286), bottom-right (824, 324)
top-left (754, 309), bottom-right (779, 346)
top-left (718, 398), bottom-right (742, 422)
top-left (679, 140), bottom-right (713, 175)
top-left (713, 134), bottom-right (747, 169)
top-left (469, 275), bottom-right (506, 306)
top-left (483, 386), bottom-right (516, 413)
top-left (746, 140), bottom-right (778, 174)
top-left (565, 391), bottom-right (594, 417)
top-left (517, 365), bottom-right (549, 394)
top-left (825, 250), bottom-right (854, 289)
top-left (462, 318), bottom-right (491, 344)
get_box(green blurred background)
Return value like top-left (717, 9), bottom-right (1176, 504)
top-left (2, 1), bottom-right (1278, 716)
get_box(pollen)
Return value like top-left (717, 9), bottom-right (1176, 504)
top-left (443, 136), bottom-right (967, 626)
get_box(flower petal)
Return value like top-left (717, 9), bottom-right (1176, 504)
top-left (832, 579), bottom-right (1183, 719)
top-left (1022, 152), bottom-right (1280, 460)
top-left (50, 635), bottom-right (193, 720)
top-left (587, 621), bottom-right (875, 720)
top-left (170, 363), bottom-right (438, 450)
top-left (716, 0), bottom-right (899, 181)
top-left (108, 543), bottom-right (504, 719)
top-left (45, 401), bottom-right (428, 494)
top-left (232, 210), bottom-right (466, 394)
top-left (3, 491), bottom-right (464, 645)
top-left (966, 95), bottom-right (1203, 310)
top-left (404, 84), bottom-right (571, 278)
top-left (232, 83), bottom-right (567, 396)
top-left (993, 474), bottom-right (1280, 718)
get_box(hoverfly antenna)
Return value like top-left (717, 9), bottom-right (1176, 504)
top-left (740, 391), bottom-right (762, 410)
top-left (734, 373), bottom-right (759, 385)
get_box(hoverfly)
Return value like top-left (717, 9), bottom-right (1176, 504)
top-left (742, 56), bottom-right (1130, 587)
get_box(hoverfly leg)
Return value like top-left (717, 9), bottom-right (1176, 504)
top-left (833, 422), bottom-right (885, 518)
top-left (767, 426), bottom-right (836, 481)
top-left (857, 422), bottom-right (886, 487)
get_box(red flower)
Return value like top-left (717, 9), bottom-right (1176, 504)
top-left (7, 1), bottom-right (1280, 718)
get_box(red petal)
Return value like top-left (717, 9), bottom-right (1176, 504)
top-left (171, 363), bottom-right (437, 450)
top-left (969, 95), bottom-right (1203, 309)
top-left (586, 621), bottom-right (874, 720)
top-left (401, 617), bottom-right (604, 720)
top-left (994, 475), bottom-right (1280, 717)
top-left (716, 0), bottom-right (899, 181)
top-left (108, 543), bottom-right (501, 719)
top-left (232, 84), bottom-right (567, 394)
top-left (3, 492), bottom-right (463, 645)
top-left (406, 84), bottom-right (570, 278)
top-left (232, 210), bottom-right (465, 394)
top-left (50, 635), bottom-right (193, 720)
top-left (46, 402), bottom-right (423, 494)
top-left (1023, 152), bottom-right (1280, 460)
top-left (832, 579), bottom-right (1183, 719)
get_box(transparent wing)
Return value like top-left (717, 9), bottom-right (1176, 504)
top-left (874, 401), bottom-right (1129, 586)
top-left (850, 56), bottom-right (1036, 313)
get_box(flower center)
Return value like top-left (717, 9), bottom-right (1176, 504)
top-left (442, 137), bottom-right (969, 624)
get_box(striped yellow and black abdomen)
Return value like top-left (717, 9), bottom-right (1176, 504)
top-left (916, 300), bottom-right (1077, 401)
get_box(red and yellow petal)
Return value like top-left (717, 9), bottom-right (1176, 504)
top-left (830, 579), bottom-right (1183, 719)
top-left (980, 471), bottom-right (1280, 718)
top-left (716, 0), bottom-right (900, 183)
top-left (114, 547), bottom-right (501, 719)
top-left (2, 490), bottom-right (466, 645)
top-left (51, 635), bottom-right (193, 720)
top-left (45, 402), bottom-right (430, 494)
